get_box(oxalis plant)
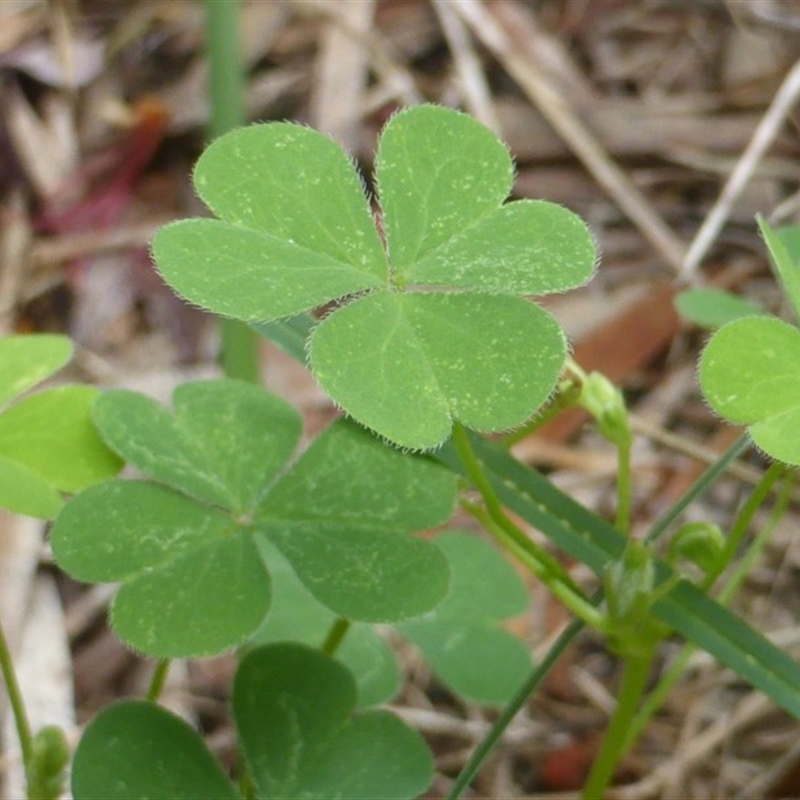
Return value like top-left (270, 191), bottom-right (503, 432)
top-left (15, 105), bottom-right (799, 799)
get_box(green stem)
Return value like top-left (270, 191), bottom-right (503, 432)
top-left (447, 614), bottom-right (588, 800)
top-left (146, 659), bottom-right (170, 702)
top-left (582, 647), bottom-right (656, 800)
top-left (645, 433), bottom-right (750, 544)
top-left (204, 0), bottom-right (260, 383)
top-left (452, 424), bottom-right (603, 628)
top-left (0, 616), bottom-right (32, 767)
top-left (463, 501), bottom-right (605, 629)
top-left (452, 426), bottom-right (573, 583)
top-left (703, 461), bottom-right (786, 590)
top-left (498, 381), bottom-right (580, 447)
top-left (321, 618), bottom-right (351, 657)
top-left (615, 435), bottom-right (632, 533)
top-left (624, 468), bottom-right (794, 750)
top-left (220, 322), bottom-right (260, 384)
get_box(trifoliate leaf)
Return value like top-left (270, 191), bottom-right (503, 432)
top-left (52, 379), bottom-right (455, 657)
top-left (152, 105), bottom-right (596, 449)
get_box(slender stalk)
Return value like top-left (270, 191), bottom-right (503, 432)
top-left (582, 647), bottom-right (656, 799)
top-left (463, 501), bottom-right (605, 629)
top-left (447, 615), bottom-right (588, 800)
top-left (615, 435), bottom-right (632, 533)
top-left (499, 381), bottom-right (580, 447)
top-left (645, 433), bottom-right (750, 544)
top-left (719, 471), bottom-right (793, 602)
top-left (452, 424), bottom-right (605, 629)
top-left (703, 461), bottom-right (786, 590)
top-left (204, 0), bottom-right (260, 383)
top-left (624, 469), bottom-right (794, 750)
top-left (146, 659), bottom-right (170, 702)
top-left (0, 617), bottom-right (32, 766)
top-left (320, 618), bottom-right (351, 657)
top-left (452, 425), bottom-right (576, 587)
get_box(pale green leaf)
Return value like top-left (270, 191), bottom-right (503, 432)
top-left (309, 292), bottom-right (566, 449)
top-left (234, 644), bottom-right (433, 800)
top-left (0, 454), bottom-right (62, 518)
top-left (194, 123), bottom-right (387, 274)
top-left (0, 386), bottom-right (121, 491)
top-left (152, 219), bottom-right (384, 321)
top-left (0, 335), bottom-right (72, 408)
top-left (71, 701), bottom-right (240, 800)
top-left (376, 104), bottom-right (513, 269)
top-left (93, 380), bottom-right (301, 513)
top-left (675, 287), bottom-right (764, 328)
top-left (699, 315), bottom-right (800, 463)
top-left (401, 620), bottom-right (531, 707)
top-left (758, 216), bottom-right (800, 324)
top-left (403, 200), bottom-right (596, 293)
top-left (421, 531), bottom-right (529, 618)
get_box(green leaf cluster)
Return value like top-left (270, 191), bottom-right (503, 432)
top-left (0, 335), bottom-right (120, 517)
top-left (72, 644), bottom-right (433, 800)
top-left (51, 378), bottom-right (456, 658)
top-left (152, 105), bottom-right (597, 449)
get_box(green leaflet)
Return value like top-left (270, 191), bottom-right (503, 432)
top-left (252, 542), bottom-right (401, 708)
top-left (51, 379), bottom-right (455, 657)
top-left (695, 219), bottom-right (800, 463)
top-left (375, 105), bottom-right (513, 269)
top-left (675, 287), bottom-right (764, 329)
top-left (71, 701), bottom-right (240, 800)
top-left (309, 292), bottom-right (566, 450)
top-left (759, 217), bottom-right (800, 324)
top-left (0, 335), bottom-right (72, 408)
top-left (153, 105), bottom-right (596, 449)
top-left (700, 315), bottom-right (800, 465)
top-left (397, 531), bottom-right (532, 706)
top-left (0, 336), bottom-right (121, 518)
top-left (91, 380), bottom-right (301, 513)
top-left (234, 644), bottom-right (433, 800)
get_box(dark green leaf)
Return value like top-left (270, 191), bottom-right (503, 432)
top-left (71, 701), bottom-right (240, 800)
